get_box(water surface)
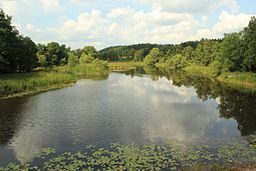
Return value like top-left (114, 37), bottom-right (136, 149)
top-left (0, 69), bottom-right (256, 165)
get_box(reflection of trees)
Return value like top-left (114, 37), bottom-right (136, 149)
top-left (125, 67), bottom-right (256, 140)
top-left (0, 98), bottom-right (28, 145)
top-left (218, 88), bottom-right (256, 136)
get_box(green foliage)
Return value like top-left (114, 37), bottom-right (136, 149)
top-left (133, 49), bottom-right (144, 61)
top-left (17, 36), bottom-right (38, 72)
top-left (0, 9), bottom-right (38, 73)
top-left (143, 48), bottom-right (163, 66)
top-left (181, 46), bottom-right (194, 60)
top-left (92, 59), bottom-right (108, 69)
top-left (79, 53), bottom-right (94, 64)
top-left (37, 42), bottom-right (69, 66)
top-left (37, 54), bottom-right (47, 67)
top-left (0, 65), bottom-right (109, 99)
top-left (81, 46), bottom-right (98, 58)
top-left (193, 39), bottom-right (218, 66)
top-left (242, 16), bottom-right (256, 72)
top-left (166, 54), bottom-right (188, 69)
top-left (68, 53), bottom-right (79, 67)
top-left (215, 33), bottom-right (243, 72)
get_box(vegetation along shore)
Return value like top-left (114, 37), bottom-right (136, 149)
top-left (1, 8), bottom-right (256, 100)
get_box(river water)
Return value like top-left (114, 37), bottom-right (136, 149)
top-left (0, 69), bottom-right (256, 166)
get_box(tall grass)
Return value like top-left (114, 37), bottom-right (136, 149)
top-left (218, 72), bottom-right (256, 90)
top-left (0, 64), bottom-right (109, 99)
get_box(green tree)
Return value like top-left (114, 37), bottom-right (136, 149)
top-left (144, 48), bottom-right (163, 66)
top-left (215, 32), bottom-right (243, 72)
top-left (194, 39), bottom-right (217, 66)
top-left (242, 16), bottom-right (256, 72)
top-left (45, 42), bottom-right (68, 66)
top-left (0, 9), bottom-right (19, 73)
top-left (181, 46), bottom-right (194, 60)
top-left (81, 46), bottom-right (98, 58)
top-left (79, 53), bottom-right (94, 64)
top-left (17, 36), bottom-right (38, 72)
top-left (37, 53), bottom-right (47, 67)
top-left (133, 50), bottom-right (144, 61)
top-left (166, 54), bottom-right (187, 69)
top-left (68, 53), bottom-right (79, 67)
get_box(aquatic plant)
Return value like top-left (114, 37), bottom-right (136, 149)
top-left (1, 140), bottom-right (256, 171)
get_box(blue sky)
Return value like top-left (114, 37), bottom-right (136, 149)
top-left (0, 0), bottom-right (255, 49)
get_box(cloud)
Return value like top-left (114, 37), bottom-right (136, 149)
top-left (192, 11), bottom-right (253, 40)
top-left (139, 0), bottom-right (218, 13)
top-left (0, 0), bottom-right (17, 14)
top-left (41, 0), bottom-right (60, 12)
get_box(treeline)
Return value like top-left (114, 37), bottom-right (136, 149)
top-left (100, 17), bottom-right (256, 74)
top-left (98, 41), bottom-right (199, 62)
top-left (0, 9), bottom-right (105, 74)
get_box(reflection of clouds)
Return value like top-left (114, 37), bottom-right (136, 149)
top-left (110, 74), bottom-right (196, 104)
top-left (5, 72), bottom-right (240, 163)
top-left (10, 126), bottom-right (42, 164)
top-left (108, 73), bottom-right (221, 143)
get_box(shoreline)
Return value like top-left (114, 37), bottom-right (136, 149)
top-left (0, 83), bottom-right (75, 100)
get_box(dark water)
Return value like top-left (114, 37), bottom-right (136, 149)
top-left (0, 68), bottom-right (256, 165)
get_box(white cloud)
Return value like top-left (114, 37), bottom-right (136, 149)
top-left (140, 0), bottom-right (218, 13)
top-left (220, 0), bottom-right (239, 13)
top-left (107, 7), bottom-right (135, 19)
top-left (0, 0), bottom-right (17, 14)
top-left (41, 0), bottom-right (60, 12)
top-left (191, 11), bottom-right (253, 40)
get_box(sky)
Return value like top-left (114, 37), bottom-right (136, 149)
top-left (0, 0), bottom-right (255, 50)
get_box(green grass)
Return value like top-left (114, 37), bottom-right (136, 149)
top-left (184, 64), bottom-right (220, 78)
top-left (108, 62), bottom-right (143, 71)
top-left (218, 72), bottom-right (256, 90)
top-left (0, 64), bottom-right (109, 99)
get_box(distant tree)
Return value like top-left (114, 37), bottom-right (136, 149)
top-left (194, 39), bottom-right (217, 66)
top-left (45, 42), bottom-right (68, 66)
top-left (68, 53), bottom-right (79, 67)
top-left (166, 54), bottom-right (187, 69)
top-left (144, 48), bottom-right (163, 66)
top-left (79, 53), bottom-right (94, 64)
top-left (181, 46), bottom-right (194, 60)
top-left (133, 50), bottom-right (144, 61)
top-left (81, 46), bottom-right (98, 58)
top-left (37, 53), bottom-right (47, 67)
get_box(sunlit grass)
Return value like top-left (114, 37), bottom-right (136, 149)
top-left (0, 64), bottom-right (109, 99)
top-left (108, 62), bottom-right (143, 71)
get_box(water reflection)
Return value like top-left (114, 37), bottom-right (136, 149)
top-left (0, 67), bottom-right (256, 165)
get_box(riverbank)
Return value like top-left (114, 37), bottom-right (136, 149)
top-left (109, 62), bottom-right (256, 91)
top-left (184, 64), bottom-right (256, 90)
top-left (0, 64), bottom-right (109, 100)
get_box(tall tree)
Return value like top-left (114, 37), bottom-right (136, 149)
top-left (215, 33), bottom-right (243, 72)
top-left (17, 36), bottom-right (38, 72)
top-left (242, 16), bottom-right (256, 72)
top-left (144, 48), bottom-right (163, 66)
top-left (194, 39), bottom-right (217, 66)
top-left (0, 9), bottom-right (19, 73)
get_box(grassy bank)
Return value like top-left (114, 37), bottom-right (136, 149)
top-left (184, 64), bottom-right (256, 90)
top-left (108, 62), bottom-right (143, 71)
top-left (0, 64), bottom-right (109, 99)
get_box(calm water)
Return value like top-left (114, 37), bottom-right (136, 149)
top-left (0, 69), bottom-right (256, 165)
